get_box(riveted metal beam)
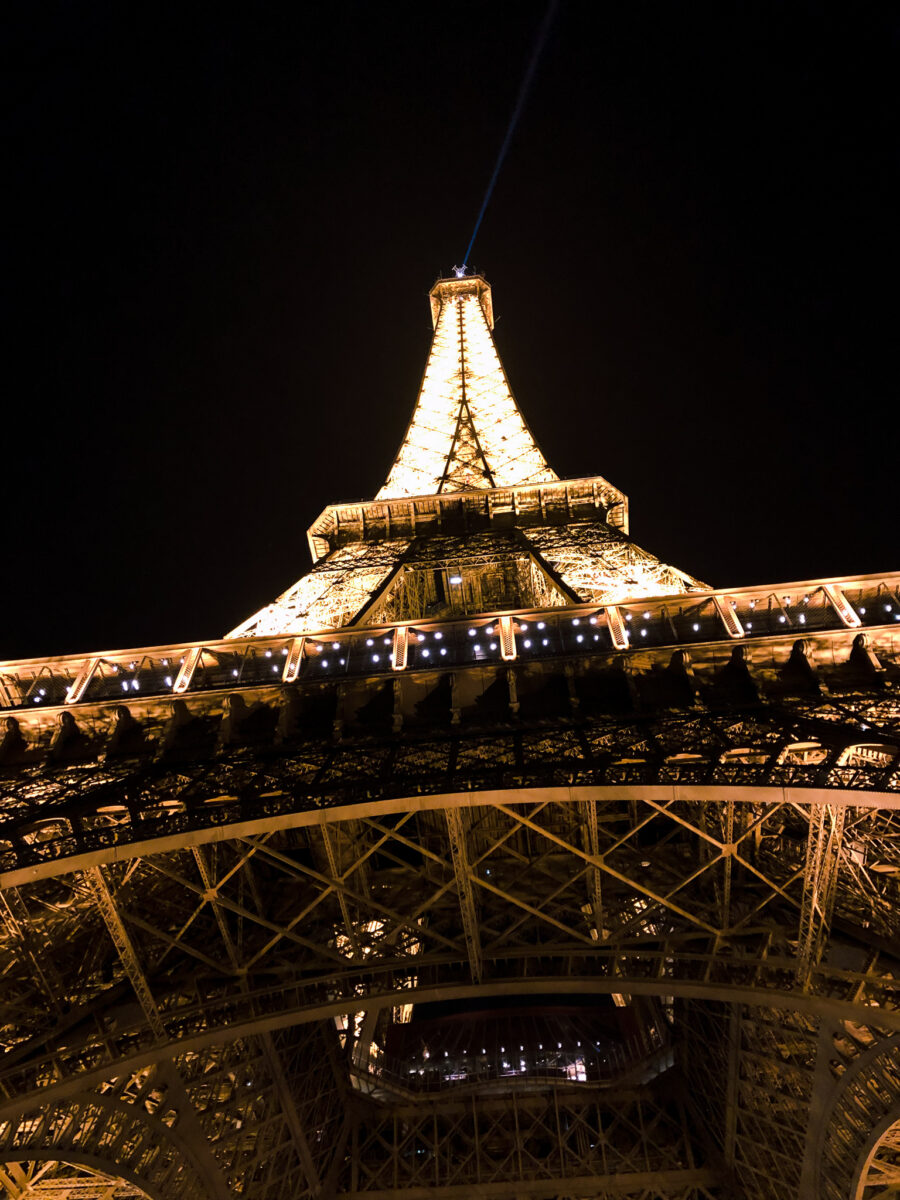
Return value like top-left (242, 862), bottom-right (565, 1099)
top-left (446, 808), bottom-right (483, 983)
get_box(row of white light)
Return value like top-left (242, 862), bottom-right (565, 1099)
top-left (274, 585), bottom-right (882, 676)
top-left (293, 589), bottom-right (890, 672)
top-left (19, 584), bottom-right (894, 707)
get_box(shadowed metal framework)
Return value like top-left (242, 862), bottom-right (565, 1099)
top-left (0, 273), bottom-right (897, 1199)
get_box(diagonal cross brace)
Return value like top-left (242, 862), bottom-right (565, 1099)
top-left (446, 808), bottom-right (483, 983)
top-left (85, 867), bottom-right (165, 1041)
top-left (798, 803), bottom-right (846, 984)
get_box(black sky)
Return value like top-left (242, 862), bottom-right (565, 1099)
top-left (5, 3), bottom-right (897, 661)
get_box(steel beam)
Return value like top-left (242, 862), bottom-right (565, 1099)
top-left (331, 1167), bottom-right (715, 1198)
top-left (321, 826), bottom-right (362, 962)
top-left (84, 867), bottom-right (165, 1040)
top-left (723, 1003), bottom-right (742, 1174)
top-left (446, 808), bottom-right (483, 983)
top-left (798, 804), bottom-right (846, 984)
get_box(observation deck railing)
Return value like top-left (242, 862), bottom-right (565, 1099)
top-left (1, 571), bottom-right (896, 714)
top-left (350, 1023), bottom-right (668, 1098)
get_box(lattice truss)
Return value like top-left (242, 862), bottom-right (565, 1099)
top-left (227, 540), bottom-right (411, 639)
top-left (368, 530), bottom-right (567, 622)
top-left (344, 1089), bottom-right (721, 1198)
top-left (228, 529), bottom-right (549, 640)
top-left (525, 523), bottom-right (706, 605)
top-left (11, 1055), bottom-right (307, 1200)
top-left (225, 518), bottom-right (703, 638)
top-left (0, 782), bottom-right (898, 1198)
top-left (0, 952), bottom-right (345, 1200)
top-left (226, 271), bottom-right (704, 638)
top-left (0, 1161), bottom-right (144, 1198)
top-left (681, 1000), bottom-right (900, 1200)
top-left (857, 1116), bottom-right (900, 1199)
top-left (378, 280), bottom-right (557, 499)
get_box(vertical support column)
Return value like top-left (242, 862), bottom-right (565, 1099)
top-left (584, 798), bottom-right (604, 943)
top-left (322, 825), bottom-right (362, 961)
top-left (721, 797), bottom-right (735, 933)
top-left (798, 804), bottom-right (846, 984)
top-left (799, 1018), bottom-right (840, 1197)
top-left (723, 1003), bottom-right (742, 1175)
top-left (446, 807), bottom-right (483, 983)
top-left (472, 1096), bottom-right (482, 1187)
top-left (583, 799), bottom-right (629, 1003)
top-left (392, 676), bottom-right (404, 733)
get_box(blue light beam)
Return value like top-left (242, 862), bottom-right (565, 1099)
top-left (462, 0), bottom-right (560, 269)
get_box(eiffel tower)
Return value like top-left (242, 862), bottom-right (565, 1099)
top-left (0, 272), bottom-right (897, 1200)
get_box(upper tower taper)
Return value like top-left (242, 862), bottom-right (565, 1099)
top-left (378, 274), bottom-right (557, 499)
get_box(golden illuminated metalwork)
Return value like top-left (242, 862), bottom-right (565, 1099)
top-left (0, 273), bottom-right (897, 1200)
top-left (379, 276), bottom-right (556, 498)
top-left (231, 274), bottom-right (705, 641)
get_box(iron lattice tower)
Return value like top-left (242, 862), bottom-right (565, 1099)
top-left (0, 274), bottom-right (898, 1200)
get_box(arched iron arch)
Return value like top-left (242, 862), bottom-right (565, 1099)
top-left (3, 782), bottom-right (897, 890)
top-left (0, 1087), bottom-right (212, 1200)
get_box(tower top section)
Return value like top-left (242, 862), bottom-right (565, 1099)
top-left (377, 273), bottom-right (558, 500)
top-left (428, 272), bottom-right (495, 330)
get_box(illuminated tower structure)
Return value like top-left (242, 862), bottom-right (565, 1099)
top-left (0, 273), bottom-right (898, 1200)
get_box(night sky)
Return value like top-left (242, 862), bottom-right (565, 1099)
top-left (6, 4), bottom-right (896, 662)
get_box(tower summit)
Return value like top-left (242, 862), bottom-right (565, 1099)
top-left (378, 274), bottom-right (557, 498)
top-left (229, 273), bottom-right (704, 639)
